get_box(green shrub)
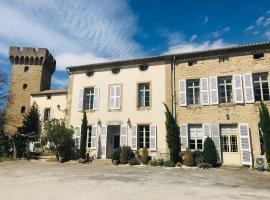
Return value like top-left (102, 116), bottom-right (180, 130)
top-left (141, 147), bottom-right (149, 164)
top-left (128, 157), bottom-right (140, 166)
top-left (163, 160), bottom-right (175, 167)
top-left (192, 150), bottom-right (203, 166)
top-left (149, 159), bottom-right (157, 166)
top-left (197, 162), bottom-right (212, 169)
top-left (203, 137), bottom-right (217, 167)
top-left (183, 148), bottom-right (194, 166)
top-left (175, 162), bottom-right (182, 167)
top-left (120, 146), bottom-right (134, 164)
top-left (112, 147), bottom-right (121, 161)
top-left (135, 150), bottom-right (141, 161)
top-left (156, 159), bottom-right (164, 166)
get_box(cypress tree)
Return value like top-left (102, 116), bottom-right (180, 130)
top-left (163, 103), bottom-right (180, 164)
top-left (203, 137), bottom-right (217, 166)
top-left (259, 101), bottom-right (270, 163)
top-left (79, 111), bottom-right (88, 159)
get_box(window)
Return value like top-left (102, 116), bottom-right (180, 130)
top-left (138, 125), bottom-right (150, 148)
top-left (253, 73), bottom-right (270, 101)
top-left (187, 79), bottom-right (200, 105)
top-left (189, 125), bottom-right (203, 150)
top-left (253, 53), bottom-right (264, 59)
top-left (87, 126), bottom-right (92, 148)
top-left (22, 84), bottom-right (27, 89)
top-left (218, 76), bottom-right (233, 103)
top-left (138, 83), bottom-right (150, 107)
top-left (44, 108), bottom-right (51, 121)
top-left (47, 95), bottom-right (51, 99)
top-left (188, 61), bottom-right (197, 66)
top-left (139, 64), bottom-right (148, 71)
top-left (109, 85), bottom-right (121, 109)
top-left (83, 87), bottom-right (95, 110)
top-left (20, 106), bottom-right (26, 113)
top-left (24, 66), bottom-right (29, 72)
top-left (219, 57), bottom-right (229, 63)
top-left (222, 135), bottom-right (238, 152)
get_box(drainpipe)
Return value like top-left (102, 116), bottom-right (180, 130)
top-left (171, 55), bottom-right (176, 118)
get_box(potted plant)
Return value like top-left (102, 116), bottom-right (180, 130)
top-left (112, 147), bottom-right (121, 165)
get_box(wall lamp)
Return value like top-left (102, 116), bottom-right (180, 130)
top-left (127, 118), bottom-right (131, 128)
top-left (98, 119), bottom-right (102, 127)
top-left (226, 114), bottom-right (230, 120)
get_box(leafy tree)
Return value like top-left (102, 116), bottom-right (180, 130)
top-left (45, 119), bottom-right (74, 161)
top-left (203, 137), bottom-right (217, 166)
top-left (79, 111), bottom-right (88, 159)
top-left (15, 103), bottom-right (40, 157)
top-left (163, 103), bottom-right (180, 164)
top-left (259, 101), bottom-right (270, 163)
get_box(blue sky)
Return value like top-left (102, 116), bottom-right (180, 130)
top-left (0, 0), bottom-right (270, 90)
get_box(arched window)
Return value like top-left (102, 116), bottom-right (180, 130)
top-left (24, 66), bottom-right (29, 72)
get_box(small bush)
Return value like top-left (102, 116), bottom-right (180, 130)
top-left (120, 146), bottom-right (134, 164)
top-left (128, 157), bottom-right (140, 166)
top-left (197, 162), bottom-right (212, 169)
top-left (175, 162), bottom-right (182, 167)
top-left (149, 159), bottom-right (157, 166)
top-left (192, 150), bottom-right (203, 166)
top-left (183, 148), bottom-right (194, 166)
top-left (203, 137), bottom-right (217, 167)
top-left (135, 150), bottom-right (141, 161)
top-left (156, 159), bottom-right (164, 166)
top-left (112, 147), bottom-right (121, 161)
top-left (163, 160), bottom-right (175, 167)
top-left (141, 147), bottom-right (149, 164)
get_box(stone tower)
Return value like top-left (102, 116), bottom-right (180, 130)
top-left (5, 47), bottom-right (56, 135)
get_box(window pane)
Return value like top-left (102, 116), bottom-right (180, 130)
top-left (222, 136), bottom-right (229, 152)
top-left (187, 79), bottom-right (200, 105)
top-left (230, 135), bottom-right (238, 152)
top-left (88, 126), bottom-right (92, 148)
top-left (197, 139), bottom-right (203, 150)
top-left (190, 140), bottom-right (195, 150)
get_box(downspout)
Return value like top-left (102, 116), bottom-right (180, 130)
top-left (171, 55), bottom-right (176, 118)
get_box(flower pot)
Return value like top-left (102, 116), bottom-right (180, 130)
top-left (59, 156), bottom-right (64, 163)
top-left (113, 160), bottom-right (119, 165)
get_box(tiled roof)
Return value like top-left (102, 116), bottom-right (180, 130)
top-left (31, 90), bottom-right (67, 96)
top-left (67, 42), bottom-right (270, 72)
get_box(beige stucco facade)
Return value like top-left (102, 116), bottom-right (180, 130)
top-left (30, 91), bottom-right (67, 123)
top-left (66, 64), bottom-right (168, 159)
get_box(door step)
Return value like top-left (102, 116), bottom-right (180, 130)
top-left (92, 159), bottom-right (112, 165)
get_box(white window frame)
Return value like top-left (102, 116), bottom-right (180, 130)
top-left (138, 83), bottom-right (150, 107)
top-left (253, 73), bottom-right (270, 101)
top-left (187, 79), bottom-right (200, 105)
top-left (189, 125), bottom-right (203, 150)
top-left (218, 76), bottom-right (233, 103)
top-left (109, 84), bottom-right (121, 109)
top-left (83, 87), bottom-right (95, 110)
top-left (138, 125), bottom-right (150, 149)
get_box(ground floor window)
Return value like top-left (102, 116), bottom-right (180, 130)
top-left (221, 125), bottom-right (238, 153)
top-left (189, 124), bottom-right (203, 150)
top-left (87, 126), bottom-right (92, 148)
top-left (138, 125), bottom-right (150, 148)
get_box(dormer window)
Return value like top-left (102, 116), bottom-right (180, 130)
top-left (188, 61), bottom-right (197, 66)
top-left (219, 57), bottom-right (229, 63)
top-left (253, 53), bottom-right (264, 59)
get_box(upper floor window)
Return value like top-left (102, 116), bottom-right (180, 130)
top-left (83, 87), bottom-right (95, 110)
top-left (187, 79), bottom-right (200, 105)
top-left (253, 53), bottom-right (264, 59)
top-left (253, 73), bottom-right (270, 101)
top-left (219, 57), bottom-right (229, 63)
top-left (189, 124), bottom-right (203, 150)
top-left (138, 125), bottom-right (150, 148)
top-left (44, 108), bottom-right (51, 121)
top-left (20, 106), bottom-right (26, 113)
top-left (22, 84), bottom-right (27, 90)
top-left (109, 85), bottom-right (121, 109)
top-left (87, 126), bottom-right (92, 148)
top-left (218, 76), bottom-right (233, 103)
top-left (24, 66), bottom-right (29, 72)
top-left (138, 83), bottom-right (150, 108)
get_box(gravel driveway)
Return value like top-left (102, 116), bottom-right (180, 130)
top-left (0, 161), bottom-right (269, 200)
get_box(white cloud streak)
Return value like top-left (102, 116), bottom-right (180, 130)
top-left (0, 0), bottom-right (142, 70)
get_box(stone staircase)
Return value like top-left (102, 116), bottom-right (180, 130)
top-left (91, 159), bottom-right (112, 165)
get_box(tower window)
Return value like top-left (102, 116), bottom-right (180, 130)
top-left (188, 61), bottom-right (197, 66)
top-left (23, 84), bottom-right (27, 90)
top-left (24, 66), bottom-right (29, 72)
top-left (253, 53), bottom-right (264, 59)
top-left (20, 106), bottom-right (26, 113)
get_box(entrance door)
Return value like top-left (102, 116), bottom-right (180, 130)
top-left (113, 135), bottom-right (120, 149)
top-left (221, 125), bottom-right (241, 165)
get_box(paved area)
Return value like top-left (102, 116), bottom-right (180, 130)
top-left (0, 161), bottom-right (270, 200)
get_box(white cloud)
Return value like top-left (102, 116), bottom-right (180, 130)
top-left (51, 76), bottom-right (68, 90)
top-left (266, 31), bottom-right (270, 39)
top-left (246, 25), bottom-right (255, 31)
top-left (190, 34), bottom-right (198, 42)
top-left (165, 39), bottom-right (233, 54)
top-left (204, 16), bottom-right (209, 24)
top-left (0, 0), bottom-right (142, 70)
